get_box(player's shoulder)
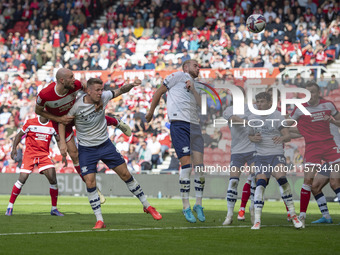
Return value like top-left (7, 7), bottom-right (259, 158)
top-left (319, 99), bottom-right (335, 106)
top-left (74, 79), bottom-right (83, 90)
top-left (38, 82), bottom-right (56, 98)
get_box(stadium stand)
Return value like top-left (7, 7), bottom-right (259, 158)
top-left (1, 0), bottom-right (340, 175)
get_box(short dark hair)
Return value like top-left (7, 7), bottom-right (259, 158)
top-left (305, 81), bottom-right (320, 91)
top-left (87, 77), bottom-right (103, 87)
top-left (255, 92), bottom-right (272, 102)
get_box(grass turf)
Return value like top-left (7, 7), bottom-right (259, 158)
top-left (0, 195), bottom-right (339, 255)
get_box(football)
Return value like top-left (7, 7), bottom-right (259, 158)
top-left (246, 14), bottom-right (266, 33)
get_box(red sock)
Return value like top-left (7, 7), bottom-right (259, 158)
top-left (105, 116), bottom-right (118, 126)
top-left (75, 165), bottom-right (85, 182)
top-left (284, 203), bottom-right (289, 213)
top-left (9, 183), bottom-right (22, 204)
top-left (300, 186), bottom-right (311, 213)
top-left (50, 185), bottom-right (58, 207)
top-left (240, 182), bottom-right (251, 208)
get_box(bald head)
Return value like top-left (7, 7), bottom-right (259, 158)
top-left (56, 68), bottom-right (73, 82)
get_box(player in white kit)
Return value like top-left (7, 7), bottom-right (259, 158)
top-left (222, 86), bottom-right (256, 225)
top-left (146, 60), bottom-right (205, 223)
top-left (248, 92), bottom-right (302, 230)
top-left (59, 78), bottom-right (162, 229)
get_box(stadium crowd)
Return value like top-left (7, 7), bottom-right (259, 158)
top-left (1, 0), bottom-right (340, 173)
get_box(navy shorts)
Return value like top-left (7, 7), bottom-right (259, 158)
top-left (170, 121), bottom-right (204, 159)
top-left (230, 151), bottom-right (256, 168)
top-left (78, 139), bottom-right (125, 176)
top-left (318, 162), bottom-right (331, 177)
top-left (255, 154), bottom-right (286, 178)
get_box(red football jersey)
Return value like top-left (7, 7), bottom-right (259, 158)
top-left (21, 117), bottom-right (56, 157)
top-left (36, 80), bottom-right (83, 117)
top-left (289, 99), bottom-right (338, 144)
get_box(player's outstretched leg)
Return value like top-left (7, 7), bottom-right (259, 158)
top-left (251, 179), bottom-right (266, 230)
top-left (311, 193), bottom-right (333, 224)
top-left (277, 177), bottom-right (302, 229)
top-left (124, 175), bottom-right (162, 220)
top-left (193, 165), bottom-right (205, 222)
top-left (223, 177), bottom-right (239, 225)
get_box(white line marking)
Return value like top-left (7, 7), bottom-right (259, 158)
top-left (0, 224), bottom-right (338, 236)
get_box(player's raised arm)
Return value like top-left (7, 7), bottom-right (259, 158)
top-left (146, 84), bottom-right (168, 123)
top-left (10, 130), bottom-right (25, 160)
top-left (113, 78), bottom-right (142, 98)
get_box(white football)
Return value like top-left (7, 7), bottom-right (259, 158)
top-left (246, 14), bottom-right (266, 33)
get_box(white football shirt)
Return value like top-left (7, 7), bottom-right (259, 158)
top-left (68, 90), bottom-right (113, 146)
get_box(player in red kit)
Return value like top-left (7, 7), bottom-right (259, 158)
top-left (35, 68), bottom-right (131, 204)
top-left (288, 81), bottom-right (340, 227)
top-left (5, 116), bottom-right (64, 216)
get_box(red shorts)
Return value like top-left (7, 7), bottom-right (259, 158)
top-left (52, 121), bottom-right (74, 142)
top-left (304, 139), bottom-right (340, 165)
top-left (21, 155), bottom-right (55, 174)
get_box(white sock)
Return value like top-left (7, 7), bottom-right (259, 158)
top-left (8, 202), bottom-right (14, 208)
top-left (125, 176), bottom-right (150, 208)
top-left (278, 178), bottom-right (296, 216)
top-left (226, 178), bottom-right (239, 217)
top-left (87, 188), bottom-right (103, 222)
top-left (254, 184), bottom-right (266, 223)
top-left (180, 164), bottom-right (192, 209)
top-left (194, 165), bottom-right (205, 206)
top-left (250, 175), bottom-right (256, 210)
top-left (315, 193), bottom-right (331, 219)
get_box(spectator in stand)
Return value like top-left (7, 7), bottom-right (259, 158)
top-left (326, 74), bottom-right (339, 96)
top-left (293, 73), bottom-right (305, 88)
top-left (317, 73), bottom-right (328, 97)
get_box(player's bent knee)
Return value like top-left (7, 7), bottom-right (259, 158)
top-left (329, 178), bottom-right (340, 190)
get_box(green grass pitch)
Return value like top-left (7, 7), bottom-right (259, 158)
top-left (0, 195), bottom-right (339, 255)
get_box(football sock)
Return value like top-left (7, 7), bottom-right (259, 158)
top-left (254, 179), bottom-right (267, 223)
top-left (226, 178), bottom-right (239, 217)
top-left (277, 177), bottom-right (296, 215)
top-left (125, 176), bottom-right (150, 208)
top-left (300, 184), bottom-right (311, 218)
top-left (180, 164), bottom-right (192, 209)
top-left (314, 192), bottom-right (331, 219)
top-left (240, 180), bottom-right (251, 209)
top-left (50, 184), bottom-right (58, 210)
top-left (194, 164), bottom-right (205, 206)
top-left (250, 175), bottom-right (256, 210)
top-left (105, 116), bottom-right (118, 126)
top-left (87, 187), bottom-right (103, 222)
top-left (8, 180), bottom-right (24, 208)
top-left (74, 163), bottom-right (85, 182)
top-left (334, 188), bottom-right (340, 204)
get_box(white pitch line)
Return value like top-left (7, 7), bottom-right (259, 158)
top-left (0, 224), bottom-right (338, 236)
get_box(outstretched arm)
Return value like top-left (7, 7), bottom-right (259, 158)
top-left (35, 105), bottom-right (74, 125)
top-left (146, 84), bottom-right (168, 122)
top-left (113, 79), bottom-right (142, 98)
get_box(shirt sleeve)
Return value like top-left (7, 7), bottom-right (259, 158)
top-left (36, 93), bottom-right (46, 107)
top-left (289, 106), bottom-right (302, 120)
top-left (67, 104), bottom-right (77, 117)
top-left (163, 71), bottom-right (191, 90)
top-left (223, 106), bottom-right (233, 120)
top-left (21, 119), bottom-right (30, 133)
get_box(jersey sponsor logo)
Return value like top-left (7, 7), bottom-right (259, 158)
top-left (35, 133), bottom-right (49, 142)
top-left (182, 146), bottom-right (190, 153)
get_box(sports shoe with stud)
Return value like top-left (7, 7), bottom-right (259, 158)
top-left (237, 208), bottom-right (245, 221)
top-left (251, 221), bottom-right (261, 230)
top-left (117, 118), bottom-right (132, 137)
top-left (5, 208), bottom-right (13, 216)
top-left (183, 208), bottom-right (196, 223)
top-left (50, 209), bottom-right (64, 216)
top-left (291, 215), bottom-right (303, 229)
top-left (249, 206), bottom-right (255, 225)
top-left (144, 206), bottom-right (162, 220)
top-left (311, 217), bottom-right (333, 224)
top-left (97, 188), bottom-right (106, 204)
top-left (299, 215), bottom-right (305, 229)
top-left (93, 220), bottom-right (106, 229)
top-left (193, 204), bottom-right (205, 222)
top-left (222, 215), bottom-right (233, 226)
top-left (287, 212), bottom-right (291, 222)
